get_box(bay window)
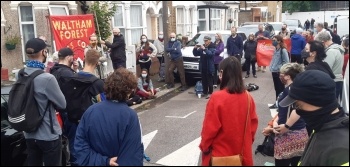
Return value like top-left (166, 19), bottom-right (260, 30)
top-left (210, 9), bottom-right (221, 31)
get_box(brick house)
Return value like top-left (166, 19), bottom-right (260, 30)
top-left (238, 1), bottom-right (283, 25)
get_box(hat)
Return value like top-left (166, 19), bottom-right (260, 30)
top-left (204, 36), bottom-right (211, 41)
top-left (58, 47), bottom-right (74, 58)
top-left (25, 38), bottom-right (47, 54)
top-left (279, 70), bottom-right (336, 107)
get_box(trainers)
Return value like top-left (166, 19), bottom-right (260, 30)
top-left (253, 75), bottom-right (257, 78)
top-left (269, 103), bottom-right (278, 109)
top-left (245, 75), bottom-right (249, 78)
top-left (166, 84), bottom-right (175, 89)
top-left (180, 86), bottom-right (188, 91)
top-left (213, 85), bottom-right (218, 89)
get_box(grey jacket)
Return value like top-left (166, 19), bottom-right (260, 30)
top-left (325, 43), bottom-right (345, 82)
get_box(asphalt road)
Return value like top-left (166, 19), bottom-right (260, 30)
top-left (139, 70), bottom-right (277, 166)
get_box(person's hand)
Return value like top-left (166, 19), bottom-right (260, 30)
top-left (274, 124), bottom-right (289, 134)
top-left (147, 53), bottom-right (151, 57)
top-left (100, 40), bottom-right (105, 44)
top-left (194, 45), bottom-right (198, 49)
top-left (262, 126), bottom-right (274, 136)
top-left (72, 60), bottom-right (79, 71)
top-left (273, 126), bottom-right (280, 134)
top-left (200, 45), bottom-right (205, 50)
top-left (109, 157), bottom-right (118, 166)
top-left (147, 92), bottom-right (152, 96)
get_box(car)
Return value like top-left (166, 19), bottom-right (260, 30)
top-left (333, 15), bottom-right (349, 38)
top-left (238, 23), bottom-right (275, 39)
top-left (268, 22), bottom-right (284, 36)
top-left (283, 19), bottom-right (303, 36)
top-left (181, 30), bottom-right (247, 83)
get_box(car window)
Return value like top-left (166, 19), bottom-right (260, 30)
top-left (186, 33), bottom-right (246, 47)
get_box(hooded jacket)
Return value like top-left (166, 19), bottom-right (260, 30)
top-left (49, 63), bottom-right (76, 85)
top-left (324, 43), bottom-right (345, 82)
top-left (305, 60), bottom-right (336, 79)
top-left (291, 34), bottom-right (306, 55)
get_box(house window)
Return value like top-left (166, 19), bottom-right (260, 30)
top-left (210, 9), bottom-right (221, 31)
top-left (19, 6), bottom-right (36, 62)
top-left (49, 5), bottom-right (69, 52)
top-left (188, 8), bottom-right (193, 37)
top-left (130, 5), bottom-right (143, 45)
top-left (113, 6), bottom-right (125, 36)
top-left (198, 9), bottom-right (206, 31)
top-left (176, 7), bottom-right (185, 36)
top-left (226, 8), bottom-right (232, 29)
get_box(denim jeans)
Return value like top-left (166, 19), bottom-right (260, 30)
top-left (26, 136), bottom-right (62, 166)
top-left (60, 112), bottom-right (78, 166)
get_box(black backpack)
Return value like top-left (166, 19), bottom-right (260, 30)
top-left (7, 69), bottom-right (52, 133)
top-left (255, 133), bottom-right (275, 157)
top-left (59, 73), bottom-right (100, 123)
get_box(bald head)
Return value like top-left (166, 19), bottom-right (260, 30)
top-left (170, 33), bottom-right (176, 38)
top-left (113, 28), bottom-right (120, 36)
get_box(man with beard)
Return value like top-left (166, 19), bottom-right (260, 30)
top-left (279, 70), bottom-right (349, 166)
top-left (50, 47), bottom-right (78, 86)
top-left (100, 28), bottom-right (126, 69)
top-left (84, 34), bottom-right (106, 79)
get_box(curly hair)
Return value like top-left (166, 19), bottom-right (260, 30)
top-left (104, 68), bottom-right (137, 102)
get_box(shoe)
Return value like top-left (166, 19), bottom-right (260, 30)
top-left (149, 95), bottom-right (157, 99)
top-left (205, 94), bottom-right (211, 99)
top-left (166, 84), bottom-right (175, 89)
top-left (269, 103), bottom-right (278, 109)
top-left (253, 75), bottom-right (257, 78)
top-left (213, 85), bottom-right (218, 89)
top-left (245, 75), bottom-right (249, 78)
top-left (262, 69), bottom-right (266, 73)
top-left (257, 67), bottom-right (261, 72)
top-left (180, 86), bottom-right (188, 91)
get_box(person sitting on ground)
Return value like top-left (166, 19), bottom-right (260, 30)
top-left (127, 89), bottom-right (143, 106)
top-left (136, 69), bottom-right (157, 100)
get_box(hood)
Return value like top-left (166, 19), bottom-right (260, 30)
top-left (291, 33), bottom-right (302, 39)
top-left (328, 43), bottom-right (345, 54)
top-left (321, 115), bottom-right (349, 131)
top-left (49, 63), bottom-right (73, 74)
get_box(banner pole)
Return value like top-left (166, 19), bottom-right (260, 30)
top-left (93, 10), bottom-right (102, 41)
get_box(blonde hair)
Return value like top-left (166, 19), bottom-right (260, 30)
top-left (216, 33), bottom-right (224, 43)
top-left (280, 63), bottom-right (305, 80)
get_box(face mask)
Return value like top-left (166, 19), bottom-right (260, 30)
top-left (295, 100), bottom-right (339, 132)
top-left (215, 37), bottom-right (219, 41)
top-left (142, 39), bottom-right (147, 43)
top-left (141, 74), bottom-right (147, 78)
top-left (159, 35), bottom-right (163, 39)
top-left (170, 38), bottom-right (176, 42)
top-left (301, 49), bottom-right (310, 59)
top-left (272, 41), bottom-right (278, 47)
top-left (282, 28), bottom-right (286, 31)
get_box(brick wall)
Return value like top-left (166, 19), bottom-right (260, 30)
top-left (238, 11), bottom-right (252, 26)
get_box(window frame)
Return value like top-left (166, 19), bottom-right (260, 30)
top-left (18, 5), bottom-right (37, 63)
top-left (176, 7), bottom-right (185, 35)
top-left (48, 5), bottom-right (69, 15)
top-left (198, 9), bottom-right (207, 32)
top-left (210, 9), bottom-right (221, 31)
top-left (112, 5), bottom-right (126, 36)
top-left (129, 5), bottom-right (143, 45)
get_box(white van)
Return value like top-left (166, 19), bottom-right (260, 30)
top-left (333, 15), bottom-right (349, 38)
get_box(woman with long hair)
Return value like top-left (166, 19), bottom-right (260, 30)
top-left (199, 56), bottom-right (258, 166)
top-left (213, 33), bottom-right (224, 87)
top-left (136, 68), bottom-right (157, 99)
top-left (269, 35), bottom-right (290, 109)
top-left (136, 34), bottom-right (157, 72)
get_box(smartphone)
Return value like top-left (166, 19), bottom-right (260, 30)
top-left (196, 44), bottom-right (202, 47)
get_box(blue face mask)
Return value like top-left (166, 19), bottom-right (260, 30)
top-left (272, 41), bottom-right (278, 47)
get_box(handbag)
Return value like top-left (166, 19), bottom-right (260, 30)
top-left (210, 91), bottom-right (251, 166)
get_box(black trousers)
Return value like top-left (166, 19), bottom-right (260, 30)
top-left (139, 61), bottom-right (152, 73)
top-left (272, 72), bottom-right (285, 99)
top-left (112, 59), bottom-right (126, 69)
top-left (275, 156), bottom-right (301, 166)
top-left (26, 136), bottom-right (62, 166)
top-left (291, 54), bottom-right (303, 64)
top-left (202, 72), bottom-right (213, 95)
top-left (244, 58), bottom-right (257, 75)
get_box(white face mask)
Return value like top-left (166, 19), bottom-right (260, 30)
top-left (159, 35), bottom-right (164, 39)
top-left (170, 38), bottom-right (176, 42)
top-left (142, 39), bottom-right (147, 43)
top-left (141, 74), bottom-right (147, 78)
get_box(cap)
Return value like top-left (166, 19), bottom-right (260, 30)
top-left (25, 38), bottom-right (47, 54)
top-left (279, 70), bottom-right (336, 107)
top-left (204, 36), bottom-right (211, 41)
top-left (58, 47), bottom-right (74, 58)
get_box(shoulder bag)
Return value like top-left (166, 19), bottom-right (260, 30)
top-left (210, 91), bottom-right (251, 166)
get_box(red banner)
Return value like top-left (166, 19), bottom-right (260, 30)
top-left (256, 39), bottom-right (291, 66)
top-left (50, 14), bottom-right (95, 61)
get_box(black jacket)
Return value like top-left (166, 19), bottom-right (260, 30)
top-left (50, 63), bottom-right (76, 85)
top-left (193, 42), bottom-right (216, 74)
top-left (305, 60), bottom-right (336, 79)
top-left (105, 34), bottom-right (126, 62)
top-left (299, 114), bottom-right (349, 166)
top-left (243, 40), bottom-right (257, 59)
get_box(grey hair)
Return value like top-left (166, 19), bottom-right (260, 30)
top-left (315, 31), bottom-right (332, 42)
top-left (315, 22), bottom-right (324, 28)
top-left (280, 63), bottom-right (305, 80)
top-left (296, 28), bottom-right (303, 34)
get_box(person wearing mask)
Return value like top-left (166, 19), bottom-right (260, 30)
top-left (100, 28), bottom-right (126, 69)
top-left (279, 70), bottom-right (349, 166)
top-left (136, 34), bottom-right (157, 73)
top-left (269, 35), bottom-right (290, 109)
top-left (193, 36), bottom-right (216, 99)
top-left (75, 68), bottom-right (144, 166)
top-left (255, 24), bottom-right (270, 72)
top-left (19, 38), bottom-right (66, 166)
top-left (244, 33), bottom-right (258, 78)
top-left (227, 27), bottom-right (243, 63)
top-left (278, 24), bottom-right (290, 39)
top-left (165, 32), bottom-right (187, 91)
top-left (213, 33), bottom-right (224, 88)
top-left (272, 63), bottom-right (308, 166)
top-left (199, 56), bottom-right (258, 166)
top-left (153, 31), bottom-right (165, 81)
top-left (291, 28), bottom-right (306, 64)
top-left (342, 38), bottom-right (349, 77)
top-left (136, 68), bottom-right (157, 99)
top-left (315, 31), bottom-right (345, 100)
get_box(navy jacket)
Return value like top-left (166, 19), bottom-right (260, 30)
top-left (291, 34), bottom-right (306, 55)
top-left (165, 40), bottom-right (182, 60)
top-left (226, 35), bottom-right (243, 56)
top-left (193, 42), bottom-right (216, 74)
top-left (74, 101), bottom-right (144, 166)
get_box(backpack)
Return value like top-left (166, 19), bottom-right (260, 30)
top-left (255, 133), bottom-right (275, 157)
top-left (195, 81), bottom-right (203, 95)
top-left (7, 69), bottom-right (53, 133)
top-left (59, 73), bottom-right (100, 123)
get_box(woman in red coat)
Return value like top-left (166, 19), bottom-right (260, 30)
top-left (199, 56), bottom-right (259, 166)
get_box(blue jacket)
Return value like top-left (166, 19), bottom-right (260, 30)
top-left (193, 42), bottom-right (216, 74)
top-left (165, 40), bottom-right (182, 60)
top-left (226, 35), bottom-right (243, 56)
top-left (270, 48), bottom-right (290, 72)
top-left (74, 101), bottom-right (144, 166)
top-left (291, 34), bottom-right (306, 55)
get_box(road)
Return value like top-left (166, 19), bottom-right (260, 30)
top-left (139, 70), bottom-right (277, 166)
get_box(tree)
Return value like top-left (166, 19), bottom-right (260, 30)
top-left (88, 1), bottom-right (117, 40)
top-left (282, 1), bottom-right (320, 14)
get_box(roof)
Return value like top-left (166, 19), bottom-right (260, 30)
top-left (198, 1), bottom-right (229, 9)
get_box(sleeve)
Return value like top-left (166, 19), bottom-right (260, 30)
top-left (105, 37), bottom-right (124, 49)
top-left (324, 50), bottom-right (336, 68)
top-left (255, 32), bottom-right (259, 38)
top-left (74, 109), bottom-right (110, 166)
top-left (215, 42), bottom-right (224, 55)
top-left (148, 79), bottom-right (154, 90)
top-left (249, 94), bottom-right (259, 143)
top-left (204, 47), bottom-right (216, 58)
top-left (199, 96), bottom-right (222, 154)
top-left (135, 43), bottom-right (142, 53)
top-left (173, 41), bottom-right (182, 54)
top-left (165, 43), bottom-right (174, 52)
top-left (226, 38), bottom-right (231, 54)
top-left (243, 41), bottom-right (247, 53)
top-left (137, 78), bottom-right (145, 92)
top-left (149, 43), bottom-right (158, 57)
top-left (45, 76), bottom-right (66, 110)
top-left (319, 146), bottom-right (349, 166)
top-left (89, 79), bottom-right (104, 96)
top-left (239, 37), bottom-right (244, 54)
top-left (264, 32), bottom-right (270, 38)
top-left (282, 49), bottom-right (290, 64)
top-left (193, 48), bottom-right (200, 56)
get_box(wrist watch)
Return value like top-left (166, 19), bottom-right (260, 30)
top-left (284, 124), bottom-right (290, 129)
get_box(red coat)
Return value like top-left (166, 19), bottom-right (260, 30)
top-left (199, 89), bottom-right (258, 166)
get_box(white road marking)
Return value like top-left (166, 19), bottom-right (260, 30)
top-left (143, 130), bottom-right (158, 151)
top-left (165, 111), bottom-right (197, 119)
top-left (156, 137), bottom-right (201, 166)
top-left (268, 104), bottom-right (278, 118)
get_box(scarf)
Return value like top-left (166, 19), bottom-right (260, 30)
top-left (26, 60), bottom-right (45, 70)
